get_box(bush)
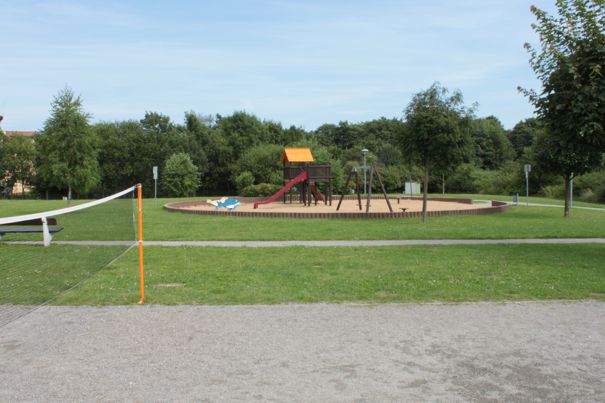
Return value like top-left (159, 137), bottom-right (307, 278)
top-left (476, 162), bottom-right (520, 195)
top-left (233, 144), bottom-right (283, 185)
top-left (446, 164), bottom-right (483, 193)
top-left (573, 170), bottom-right (605, 203)
top-left (240, 183), bottom-right (281, 197)
top-left (374, 165), bottom-right (404, 193)
top-left (541, 183), bottom-right (565, 199)
top-left (542, 170), bottom-right (605, 203)
top-left (235, 171), bottom-right (255, 193)
top-left (162, 152), bottom-right (200, 197)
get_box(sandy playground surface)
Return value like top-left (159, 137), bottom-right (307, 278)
top-left (186, 198), bottom-right (489, 214)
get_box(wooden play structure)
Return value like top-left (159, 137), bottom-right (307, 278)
top-left (254, 148), bottom-right (332, 209)
top-left (337, 165), bottom-right (393, 213)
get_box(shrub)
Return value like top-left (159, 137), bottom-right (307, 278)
top-left (445, 164), bottom-right (483, 193)
top-left (233, 144), bottom-right (283, 185)
top-left (570, 170), bottom-right (605, 203)
top-left (235, 171), bottom-right (254, 193)
top-left (476, 163), bottom-right (520, 195)
top-left (374, 165), bottom-right (404, 193)
top-left (240, 183), bottom-right (281, 197)
top-left (162, 152), bottom-right (200, 197)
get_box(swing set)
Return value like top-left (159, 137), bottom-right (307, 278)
top-left (337, 165), bottom-right (393, 213)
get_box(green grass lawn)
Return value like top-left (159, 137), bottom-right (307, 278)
top-left (48, 244), bottom-right (604, 305)
top-left (150, 204), bottom-right (605, 241)
top-left (1, 196), bottom-right (604, 241)
top-left (0, 243), bottom-right (128, 304)
top-left (431, 192), bottom-right (605, 208)
top-left (2, 194), bottom-right (604, 306)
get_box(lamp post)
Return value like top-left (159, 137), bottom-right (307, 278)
top-left (524, 164), bottom-right (531, 206)
top-left (361, 148), bottom-right (369, 194)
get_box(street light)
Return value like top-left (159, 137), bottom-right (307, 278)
top-left (524, 164), bottom-right (531, 206)
top-left (361, 148), bottom-right (369, 194)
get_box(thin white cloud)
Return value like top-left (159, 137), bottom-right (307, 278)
top-left (0, 0), bottom-right (555, 131)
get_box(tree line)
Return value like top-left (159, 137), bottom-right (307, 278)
top-left (0, 88), bottom-right (601, 202)
top-left (0, 0), bottom-right (603, 219)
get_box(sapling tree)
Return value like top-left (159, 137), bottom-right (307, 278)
top-left (402, 83), bottom-right (474, 222)
top-left (520, 0), bottom-right (605, 216)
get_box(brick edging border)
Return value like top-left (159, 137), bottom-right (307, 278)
top-left (163, 198), bottom-right (511, 219)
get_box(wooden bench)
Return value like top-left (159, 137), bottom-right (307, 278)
top-left (0, 218), bottom-right (63, 241)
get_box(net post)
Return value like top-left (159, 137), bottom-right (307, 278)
top-left (137, 183), bottom-right (145, 304)
top-left (41, 216), bottom-right (51, 247)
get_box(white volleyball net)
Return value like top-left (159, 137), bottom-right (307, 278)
top-left (0, 185), bottom-right (143, 327)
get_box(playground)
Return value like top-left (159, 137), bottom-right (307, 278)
top-left (167, 148), bottom-right (509, 218)
top-left (171, 197), bottom-right (492, 215)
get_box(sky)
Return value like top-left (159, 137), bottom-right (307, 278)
top-left (0, 0), bottom-right (556, 132)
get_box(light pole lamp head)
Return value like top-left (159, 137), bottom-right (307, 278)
top-left (0, 115), bottom-right (3, 123)
top-left (361, 148), bottom-right (368, 155)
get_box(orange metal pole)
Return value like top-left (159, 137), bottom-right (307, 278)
top-left (137, 183), bottom-right (145, 304)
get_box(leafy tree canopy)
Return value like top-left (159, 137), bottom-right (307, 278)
top-left (402, 82), bottom-right (474, 221)
top-left (403, 83), bottom-right (474, 172)
top-left (216, 111), bottom-right (270, 157)
top-left (521, 0), bottom-right (605, 215)
top-left (509, 118), bottom-right (543, 158)
top-left (470, 116), bottom-right (515, 169)
top-left (162, 152), bottom-right (200, 197)
top-left (0, 135), bottom-right (36, 195)
top-left (36, 87), bottom-right (99, 199)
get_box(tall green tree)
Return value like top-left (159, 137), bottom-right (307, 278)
top-left (520, 0), bottom-right (605, 216)
top-left (332, 121), bottom-right (364, 150)
top-left (470, 116), bottom-right (515, 169)
top-left (94, 121), bottom-right (138, 195)
top-left (360, 118), bottom-right (405, 152)
top-left (508, 118), bottom-right (542, 159)
top-left (215, 111), bottom-right (270, 157)
top-left (0, 134), bottom-right (36, 196)
top-left (233, 144), bottom-right (283, 185)
top-left (402, 83), bottom-right (474, 222)
top-left (0, 131), bottom-right (8, 195)
top-left (36, 88), bottom-right (99, 202)
top-left (162, 152), bottom-right (200, 197)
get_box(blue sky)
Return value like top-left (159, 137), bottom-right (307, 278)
top-left (1, 0), bottom-right (555, 131)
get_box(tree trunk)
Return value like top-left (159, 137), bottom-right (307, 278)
top-left (442, 174), bottom-right (445, 195)
top-left (68, 186), bottom-right (72, 207)
top-left (563, 174), bottom-right (571, 218)
top-left (422, 166), bottom-right (429, 223)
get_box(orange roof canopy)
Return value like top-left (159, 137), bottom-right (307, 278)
top-left (282, 148), bottom-right (314, 163)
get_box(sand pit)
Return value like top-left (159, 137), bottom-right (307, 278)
top-left (192, 198), bottom-right (481, 213)
top-left (165, 197), bottom-right (510, 219)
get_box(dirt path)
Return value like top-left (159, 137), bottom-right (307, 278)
top-left (1, 301), bottom-right (603, 401)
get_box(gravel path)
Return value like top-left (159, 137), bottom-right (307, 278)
top-left (6, 238), bottom-right (605, 247)
top-left (1, 301), bottom-right (604, 401)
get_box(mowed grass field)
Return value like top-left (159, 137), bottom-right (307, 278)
top-left (1, 194), bottom-right (604, 306)
top-left (64, 244), bottom-right (605, 305)
top-left (1, 195), bottom-right (605, 241)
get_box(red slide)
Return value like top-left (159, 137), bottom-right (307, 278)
top-left (254, 170), bottom-right (308, 209)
